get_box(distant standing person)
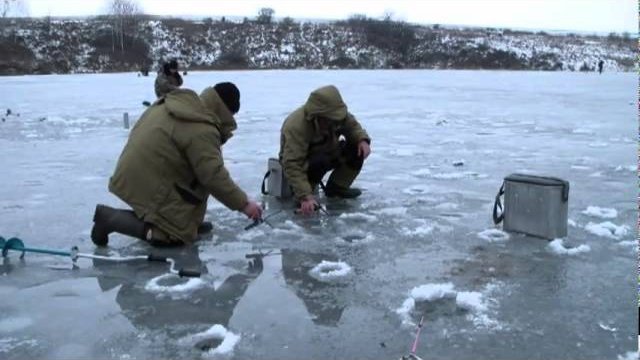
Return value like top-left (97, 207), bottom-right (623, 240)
top-left (598, 60), bottom-right (604, 74)
top-left (154, 59), bottom-right (183, 98)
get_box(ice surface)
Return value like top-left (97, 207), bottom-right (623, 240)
top-left (0, 70), bottom-right (635, 360)
top-left (616, 240), bottom-right (636, 248)
top-left (401, 221), bottom-right (435, 237)
top-left (582, 206), bottom-right (618, 219)
top-left (617, 352), bottom-right (639, 360)
top-left (371, 207), bottom-right (408, 216)
top-left (614, 165), bottom-right (636, 172)
top-left (0, 317), bottom-right (33, 333)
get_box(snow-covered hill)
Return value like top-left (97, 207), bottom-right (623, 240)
top-left (0, 16), bottom-right (635, 74)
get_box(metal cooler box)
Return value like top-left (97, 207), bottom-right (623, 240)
top-left (261, 158), bottom-right (292, 199)
top-left (494, 173), bottom-right (570, 239)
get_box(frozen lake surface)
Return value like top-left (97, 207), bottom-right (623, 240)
top-left (0, 70), bottom-right (636, 360)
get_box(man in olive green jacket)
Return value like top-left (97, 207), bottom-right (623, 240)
top-left (154, 59), bottom-right (183, 98)
top-left (279, 85), bottom-right (371, 216)
top-left (91, 83), bottom-right (262, 247)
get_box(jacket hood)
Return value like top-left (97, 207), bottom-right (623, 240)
top-left (164, 89), bottom-right (215, 124)
top-left (303, 85), bottom-right (347, 121)
top-left (200, 87), bottom-right (238, 143)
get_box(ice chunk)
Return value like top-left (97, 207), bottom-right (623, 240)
top-left (585, 222), bottom-right (629, 240)
top-left (477, 229), bottom-right (510, 242)
top-left (410, 283), bottom-right (456, 301)
top-left (582, 206), bottom-right (617, 219)
top-left (372, 207), bottom-right (407, 216)
top-left (180, 324), bottom-right (240, 356)
top-left (402, 224), bottom-right (435, 237)
top-left (308, 260), bottom-right (352, 281)
top-left (456, 291), bottom-right (488, 312)
top-left (145, 273), bottom-right (206, 293)
top-left (338, 212), bottom-right (377, 222)
top-left (547, 239), bottom-right (591, 256)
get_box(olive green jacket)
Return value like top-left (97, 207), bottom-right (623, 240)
top-left (279, 85), bottom-right (370, 200)
top-left (109, 88), bottom-right (248, 242)
top-left (154, 71), bottom-right (183, 98)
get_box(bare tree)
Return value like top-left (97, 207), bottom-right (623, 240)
top-left (107, 0), bottom-right (141, 53)
top-left (2, 0), bottom-right (27, 18)
top-left (256, 7), bottom-right (275, 24)
top-left (382, 10), bottom-right (394, 22)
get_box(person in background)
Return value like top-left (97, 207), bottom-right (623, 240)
top-left (279, 85), bottom-right (371, 216)
top-left (91, 82), bottom-right (262, 247)
top-left (598, 59), bottom-right (604, 74)
top-left (154, 59), bottom-right (183, 98)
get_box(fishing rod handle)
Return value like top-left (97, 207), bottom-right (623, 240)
top-left (147, 254), bottom-right (168, 262)
top-left (178, 269), bottom-right (201, 278)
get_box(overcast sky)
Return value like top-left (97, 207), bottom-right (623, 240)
top-left (21, 0), bottom-right (638, 33)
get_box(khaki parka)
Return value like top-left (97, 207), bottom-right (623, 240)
top-left (109, 88), bottom-right (247, 242)
top-left (279, 85), bottom-right (370, 200)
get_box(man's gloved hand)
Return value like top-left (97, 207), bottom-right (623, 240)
top-left (298, 195), bottom-right (318, 216)
top-left (242, 201), bottom-right (263, 221)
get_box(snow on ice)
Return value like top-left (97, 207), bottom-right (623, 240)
top-left (308, 260), bottom-right (352, 281)
top-left (547, 239), bottom-right (591, 256)
top-left (584, 222), bottom-right (630, 240)
top-left (581, 206), bottom-right (618, 219)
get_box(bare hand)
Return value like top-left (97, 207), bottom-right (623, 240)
top-left (357, 140), bottom-right (371, 159)
top-left (242, 201), bottom-right (263, 221)
top-left (298, 196), bottom-right (318, 216)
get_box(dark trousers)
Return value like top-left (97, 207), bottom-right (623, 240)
top-left (307, 141), bottom-right (363, 188)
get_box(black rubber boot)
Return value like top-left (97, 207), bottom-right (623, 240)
top-left (91, 204), bottom-right (146, 247)
top-left (197, 221), bottom-right (213, 235)
top-left (324, 181), bottom-right (362, 199)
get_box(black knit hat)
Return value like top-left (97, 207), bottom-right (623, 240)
top-left (214, 82), bottom-right (240, 114)
top-left (167, 59), bottom-right (178, 70)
